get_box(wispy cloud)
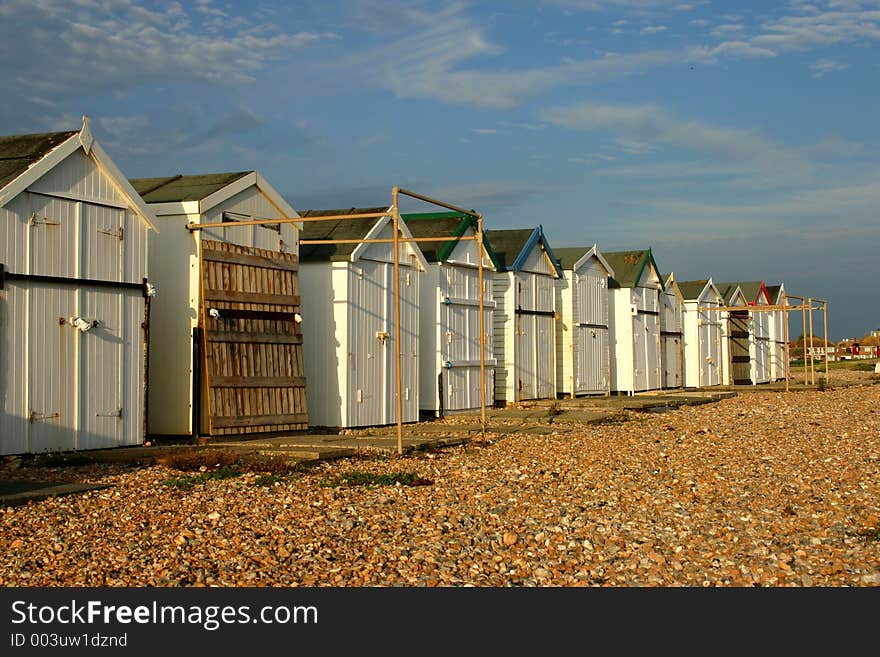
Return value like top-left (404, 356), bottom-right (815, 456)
top-left (472, 128), bottom-right (498, 135)
top-left (541, 100), bottom-right (808, 173)
top-left (350, 4), bottom-right (680, 109)
top-left (640, 25), bottom-right (668, 35)
top-left (0, 0), bottom-right (337, 130)
top-left (811, 58), bottom-right (850, 77)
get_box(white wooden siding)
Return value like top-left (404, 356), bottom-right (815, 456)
top-left (556, 259), bottom-right (610, 396)
top-left (493, 273), bottom-right (513, 403)
top-left (1, 151), bottom-right (149, 455)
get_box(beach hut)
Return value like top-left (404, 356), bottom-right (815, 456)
top-left (737, 281), bottom-right (773, 385)
top-left (604, 249), bottom-right (663, 394)
top-left (678, 279), bottom-right (725, 388)
top-left (129, 170), bottom-right (306, 439)
top-left (1, 118), bottom-right (157, 455)
top-left (716, 281), bottom-right (773, 385)
top-left (766, 283), bottom-right (787, 381)
top-left (298, 207), bottom-right (428, 428)
top-left (715, 283), bottom-right (749, 385)
top-left (553, 245), bottom-right (614, 397)
top-left (660, 273), bottom-right (685, 389)
top-left (402, 211), bottom-right (499, 417)
top-left (486, 227), bottom-right (562, 405)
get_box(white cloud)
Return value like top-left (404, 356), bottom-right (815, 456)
top-left (0, 0), bottom-right (337, 114)
top-left (348, 4), bottom-right (682, 109)
top-left (472, 128), bottom-right (498, 135)
top-left (541, 100), bottom-right (808, 173)
top-left (640, 25), bottom-right (668, 35)
top-left (810, 58), bottom-right (850, 76)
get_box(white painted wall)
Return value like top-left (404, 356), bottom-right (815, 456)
top-left (1, 150), bottom-right (149, 454)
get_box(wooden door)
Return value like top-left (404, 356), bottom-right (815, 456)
top-left (199, 240), bottom-right (307, 435)
top-left (729, 310), bottom-right (751, 384)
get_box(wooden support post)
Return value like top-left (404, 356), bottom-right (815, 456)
top-left (802, 299), bottom-right (808, 386)
top-left (392, 187), bottom-right (403, 456)
top-left (477, 213), bottom-right (487, 440)
top-left (783, 298), bottom-right (790, 393)
top-left (822, 301), bottom-right (829, 382)
top-left (808, 297), bottom-right (816, 385)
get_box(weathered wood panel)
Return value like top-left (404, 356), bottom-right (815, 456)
top-left (199, 240), bottom-right (308, 435)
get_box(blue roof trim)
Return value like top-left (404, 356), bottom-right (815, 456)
top-left (509, 225), bottom-right (563, 277)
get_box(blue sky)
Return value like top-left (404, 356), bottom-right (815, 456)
top-left (2, 0), bottom-right (877, 339)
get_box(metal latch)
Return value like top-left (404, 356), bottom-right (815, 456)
top-left (96, 408), bottom-right (123, 418)
top-left (29, 411), bottom-right (60, 422)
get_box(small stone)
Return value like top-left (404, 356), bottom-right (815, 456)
top-left (207, 512), bottom-right (221, 521)
top-left (861, 573), bottom-right (880, 585)
top-left (534, 568), bottom-right (551, 579)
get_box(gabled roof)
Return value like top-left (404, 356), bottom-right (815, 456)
top-left (298, 206), bottom-right (427, 270)
top-left (677, 278), bottom-right (724, 305)
top-left (484, 226), bottom-right (562, 276)
top-left (0, 130), bottom-right (77, 190)
top-left (723, 280), bottom-right (771, 305)
top-left (130, 170), bottom-right (299, 223)
top-left (0, 117), bottom-right (157, 231)
top-left (553, 245), bottom-right (614, 278)
top-left (130, 172), bottom-right (252, 203)
top-left (299, 207), bottom-right (389, 261)
top-left (765, 283), bottom-right (785, 304)
top-left (715, 282), bottom-right (746, 305)
top-left (661, 273), bottom-right (684, 301)
top-left (677, 279), bottom-right (708, 300)
top-left (401, 211), bottom-right (501, 270)
top-left (603, 249), bottom-right (663, 290)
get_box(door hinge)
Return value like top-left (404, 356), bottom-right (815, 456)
top-left (98, 226), bottom-right (124, 241)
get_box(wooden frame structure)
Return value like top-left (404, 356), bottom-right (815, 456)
top-left (698, 293), bottom-right (829, 392)
top-left (186, 187), bottom-right (488, 454)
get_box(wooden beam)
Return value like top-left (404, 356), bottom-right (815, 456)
top-left (397, 188), bottom-right (479, 217)
top-left (211, 413), bottom-right (309, 429)
top-left (210, 376), bottom-right (306, 388)
top-left (299, 235), bottom-right (479, 246)
top-left (202, 290), bottom-right (301, 306)
top-left (201, 249), bottom-right (298, 272)
top-left (206, 332), bottom-right (302, 345)
top-left (187, 210), bottom-right (392, 231)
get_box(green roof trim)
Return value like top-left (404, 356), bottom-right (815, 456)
top-left (401, 211), bottom-right (501, 270)
top-left (603, 249), bottom-right (664, 290)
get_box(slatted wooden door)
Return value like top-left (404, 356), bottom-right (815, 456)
top-left (199, 240), bottom-right (307, 435)
top-left (729, 310), bottom-right (751, 385)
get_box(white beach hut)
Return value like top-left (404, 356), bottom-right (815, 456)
top-left (402, 211), bottom-right (498, 417)
top-left (1, 118), bottom-right (157, 454)
top-left (766, 283), bottom-right (787, 381)
top-left (603, 249), bottom-right (664, 394)
top-left (660, 273), bottom-right (685, 389)
top-left (129, 170), bottom-right (306, 439)
top-left (552, 245), bottom-right (614, 397)
top-left (486, 227), bottom-right (562, 405)
top-left (678, 279), bottom-right (725, 388)
top-left (735, 281), bottom-right (774, 385)
top-left (298, 207), bottom-right (428, 428)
